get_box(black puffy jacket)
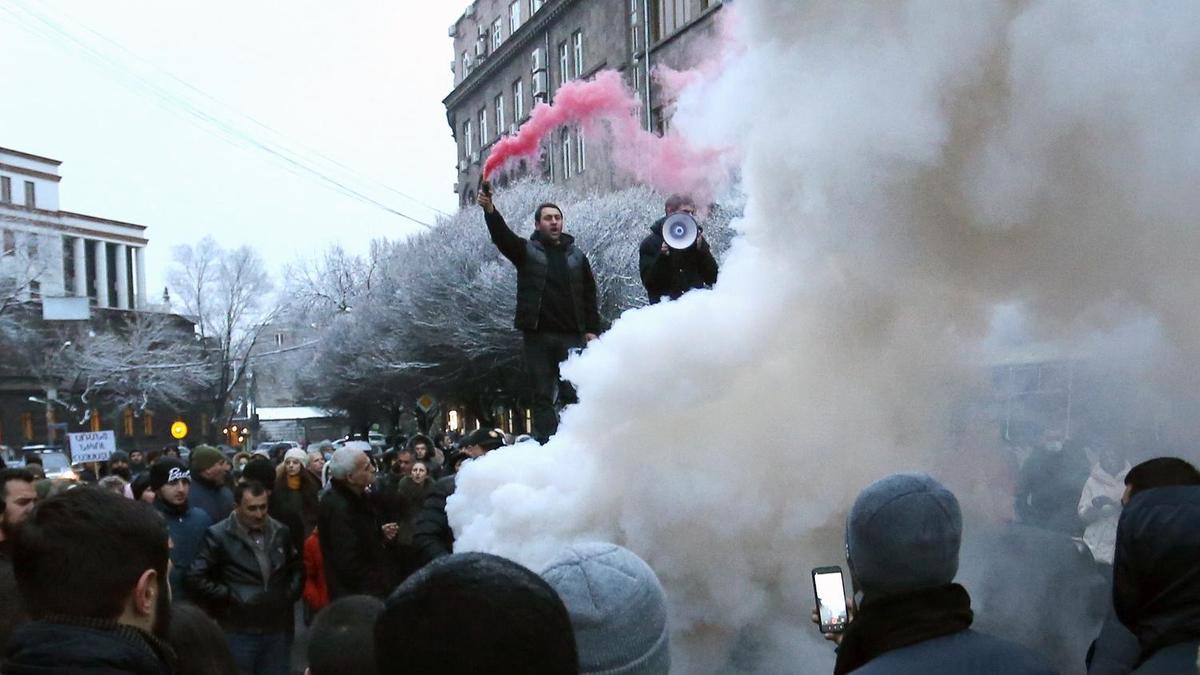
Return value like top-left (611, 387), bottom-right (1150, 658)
top-left (4, 618), bottom-right (175, 675)
top-left (184, 514), bottom-right (301, 634)
top-left (485, 209), bottom-right (600, 334)
top-left (638, 217), bottom-right (719, 304)
top-left (1114, 485), bottom-right (1200, 668)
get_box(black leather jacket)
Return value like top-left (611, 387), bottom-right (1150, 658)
top-left (184, 514), bottom-right (301, 634)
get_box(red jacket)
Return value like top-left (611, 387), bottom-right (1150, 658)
top-left (303, 527), bottom-right (330, 612)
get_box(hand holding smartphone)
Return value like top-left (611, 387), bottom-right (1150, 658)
top-left (812, 566), bottom-right (849, 634)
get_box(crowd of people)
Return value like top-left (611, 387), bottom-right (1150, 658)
top-left (1, 201), bottom-right (1198, 674)
top-left (1, 426), bottom-right (1198, 674)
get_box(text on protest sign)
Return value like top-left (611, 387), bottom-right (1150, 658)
top-left (69, 431), bottom-right (116, 464)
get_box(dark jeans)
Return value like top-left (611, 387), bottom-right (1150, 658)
top-left (522, 331), bottom-right (585, 442)
top-left (226, 630), bottom-right (290, 675)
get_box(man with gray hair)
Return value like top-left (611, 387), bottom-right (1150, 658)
top-left (317, 445), bottom-right (397, 599)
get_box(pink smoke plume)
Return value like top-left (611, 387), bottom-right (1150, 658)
top-left (483, 70), bottom-right (732, 204)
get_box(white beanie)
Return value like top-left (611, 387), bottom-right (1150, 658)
top-left (284, 448), bottom-right (308, 464)
top-left (541, 543), bottom-right (670, 675)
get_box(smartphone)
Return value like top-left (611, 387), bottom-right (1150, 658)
top-left (812, 566), bottom-right (849, 633)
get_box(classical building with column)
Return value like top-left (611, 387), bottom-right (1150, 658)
top-left (0, 146), bottom-right (150, 310)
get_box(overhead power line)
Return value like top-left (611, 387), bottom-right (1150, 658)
top-left (0, 0), bottom-right (443, 229)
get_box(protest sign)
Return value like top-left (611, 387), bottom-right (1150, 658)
top-left (68, 430), bottom-right (116, 464)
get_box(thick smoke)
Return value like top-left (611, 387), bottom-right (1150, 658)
top-left (452, 1), bottom-right (1200, 672)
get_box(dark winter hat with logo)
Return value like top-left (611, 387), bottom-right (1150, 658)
top-left (150, 458), bottom-right (191, 492)
top-left (846, 472), bottom-right (962, 600)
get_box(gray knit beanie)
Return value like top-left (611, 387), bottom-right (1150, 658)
top-left (541, 542), bottom-right (670, 675)
top-left (846, 472), bottom-right (962, 600)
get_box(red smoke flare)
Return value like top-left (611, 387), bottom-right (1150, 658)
top-left (483, 70), bottom-right (732, 204)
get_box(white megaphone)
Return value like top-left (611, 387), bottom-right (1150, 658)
top-left (662, 213), bottom-right (698, 249)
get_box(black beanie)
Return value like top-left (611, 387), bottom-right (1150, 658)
top-left (241, 457), bottom-right (277, 488)
top-left (149, 458), bottom-right (190, 492)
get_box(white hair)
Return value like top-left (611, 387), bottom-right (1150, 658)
top-left (329, 447), bottom-right (365, 480)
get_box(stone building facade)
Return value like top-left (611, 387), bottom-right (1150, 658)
top-left (443, 0), bottom-right (728, 207)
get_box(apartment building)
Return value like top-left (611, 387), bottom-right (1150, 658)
top-left (443, 0), bottom-right (726, 206)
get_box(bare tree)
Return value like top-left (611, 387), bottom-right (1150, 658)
top-left (299, 180), bottom-right (741, 426)
top-left (168, 236), bottom-right (278, 433)
top-left (52, 312), bottom-right (215, 417)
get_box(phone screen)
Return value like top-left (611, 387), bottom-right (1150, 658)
top-left (813, 568), bottom-right (849, 633)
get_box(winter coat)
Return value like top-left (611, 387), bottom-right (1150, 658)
top-left (184, 513), bottom-right (301, 634)
top-left (316, 480), bottom-right (388, 599)
top-left (1114, 485), bottom-right (1200, 670)
top-left (849, 628), bottom-right (1059, 675)
top-left (413, 474), bottom-right (457, 564)
top-left (485, 209), bottom-right (600, 335)
top-left (302, 527), bottom-right (330, 613)
top-left (188, 475), bottom-right (234, 523)
top-left (638, 217), bottom-right (719, 304)
top-left (1014, 447), bottom-right (1090, 534)
top-left (1078, 462), bottom-right (1131, 565)
top-left (3, 618), bottom-right (175, 675)
top-left (271, 470), bottom-right (320, 541)
top-left (152, 498), bottom-right (212, 600)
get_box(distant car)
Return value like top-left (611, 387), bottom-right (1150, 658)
top-left (17, 446), bottom-right (76, 481)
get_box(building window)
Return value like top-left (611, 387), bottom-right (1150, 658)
top-left (24, 181), bottom-right (35, 208)
top-left (530, 0), bottom-right (544, 14)
top-left (572, 30), bottom-right (584, 78)
top-left (26, 234), bottom-right (37, 258)
top-left (462, 51), bottom-right (471, 80)
top-left (495, 94), bottom-right (506, 136)
top-left (20, 413), bottom-right (34, 441)
top-left (2, 230), bottom-right (14, 255)
top-left (509, 1), bottom-right (521, 34)
top-left (492, 18), bottom-right (503, 51)
top-left (29, 280), bottom-right (40, 300)
top-left (90, 409), bottom-right (101, 432)
top-left (513, 79), bottom-right (525, 121)
top-left (0, 176), bottom-right (10, 202)
top-left (479, 107), bottom-right (489, 147)
top-left (144, 411), bottom-right (154, 436)
top-left (123, 408), bottom-right (135, 437)
top-left (576, 128), bottom-right (587, 173)
top-left (560, 128), bottom-right (573, 180)
top-left (465, 120), bottom-right (475, 159)
top-left (558, 41), bottom-right (570, 87)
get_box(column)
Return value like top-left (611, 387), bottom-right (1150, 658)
top-left (72, 237), bottom-right (87, 297)
top-left (93, 239), bottom-right (109, 308)
top-left (114, 243), bottom-right (129, 310)
top-left (135, 247), bottom-right (148, 310)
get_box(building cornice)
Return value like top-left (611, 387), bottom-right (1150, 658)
top-left (0, 163), bottom-right (62, 183)
top-left (0, 147), bottom-right (63, 166)
top-left (0, 207), bottom-right (149, 246)
top-left (443, 0), bottom-right (580, 112)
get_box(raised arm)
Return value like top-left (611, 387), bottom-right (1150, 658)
top-left (478, 190), bottom-right (526, 265)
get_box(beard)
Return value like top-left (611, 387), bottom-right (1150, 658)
top-left (151, 572), bottom-right (172, 639)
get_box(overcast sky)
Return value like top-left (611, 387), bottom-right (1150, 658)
top-left (1, 0), bottom-right (465, 295)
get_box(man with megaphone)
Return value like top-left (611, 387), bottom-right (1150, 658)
top-left (638, 194), bottom-right (719, 304)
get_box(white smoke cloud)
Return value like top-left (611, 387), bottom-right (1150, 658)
top-left (450, 1), bottom-right (1200, 671)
